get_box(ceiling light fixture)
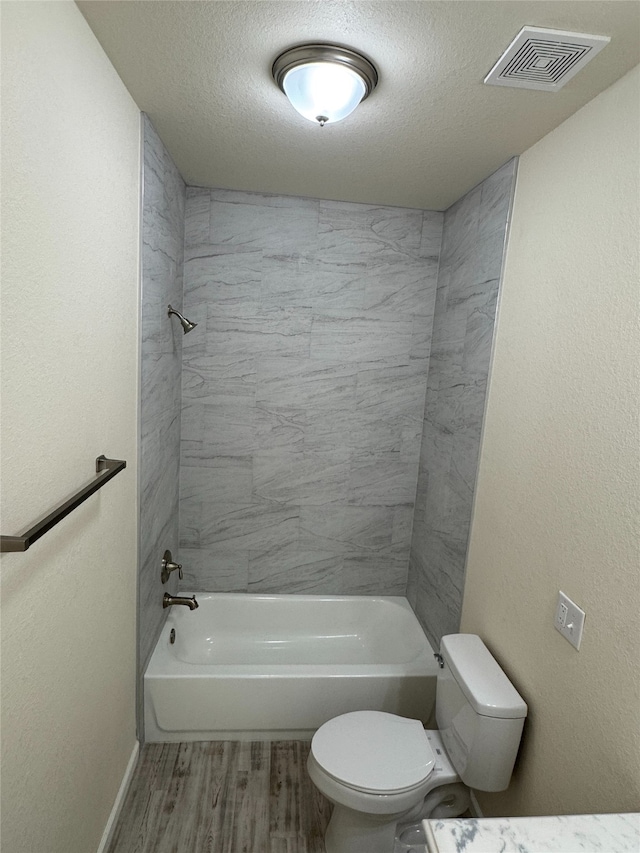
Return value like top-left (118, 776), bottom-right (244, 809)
top-left (272, 44), bottom-right (378, 127)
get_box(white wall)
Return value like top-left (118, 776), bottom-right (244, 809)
top-left (0, 3), bottom-right (141, 851)
top-left (461, 66), bottom-right (640, 816)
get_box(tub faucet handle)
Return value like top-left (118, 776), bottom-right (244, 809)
top-left (161, 549), bottom-right (183, 584)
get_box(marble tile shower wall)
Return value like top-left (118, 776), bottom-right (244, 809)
top-left (178, 189), bottom-right (443, 594)
top-left (407, 159), bottom-right (517, 649)
top-left (139, 115), bottom-right (186, 678)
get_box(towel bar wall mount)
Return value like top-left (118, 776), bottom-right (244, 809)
top-left (1, 455), bottom-right (126, 553)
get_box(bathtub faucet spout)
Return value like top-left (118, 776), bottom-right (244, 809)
top-left (163, 593), bottom-right (199, 610)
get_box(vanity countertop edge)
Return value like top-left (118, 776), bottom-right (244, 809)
top-left (423, 812), bottom-right (640, 853)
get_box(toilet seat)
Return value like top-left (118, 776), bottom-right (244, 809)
top-left (311, 711), bottom-right (435, 795)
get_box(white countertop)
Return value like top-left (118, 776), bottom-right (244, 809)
top-left (423, 812), bottom-right (640, 853)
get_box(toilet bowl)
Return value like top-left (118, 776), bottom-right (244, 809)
top-left (307, 716), bottom-right (468, 853)
top-left (307, 634), bottom-right (527, 853)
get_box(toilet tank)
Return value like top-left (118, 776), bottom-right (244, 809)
top-left (436, 634), bottom-right (527, 792)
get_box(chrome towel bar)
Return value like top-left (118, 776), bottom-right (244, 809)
top-left (1, 455), bottom-right (126, 553)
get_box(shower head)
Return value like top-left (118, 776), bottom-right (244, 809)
top-left (167, 304), bottom-right (197, 334)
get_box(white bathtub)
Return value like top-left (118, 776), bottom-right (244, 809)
top-left (144, 593), bottom-right (437, 741)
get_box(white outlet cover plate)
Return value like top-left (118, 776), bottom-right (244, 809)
top-left (554, 590), bottom-right (586, 650)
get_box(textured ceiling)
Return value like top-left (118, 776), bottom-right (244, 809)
top-left (78, 1), bottom-right (640, 210)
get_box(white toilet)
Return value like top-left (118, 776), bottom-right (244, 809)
top-left (307, 633), bottom-right (528, 853)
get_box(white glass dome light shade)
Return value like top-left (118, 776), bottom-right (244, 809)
top-left (282, 62), bottom-right (367, 125)
top-left (272, 44), bottom-right (378, 127)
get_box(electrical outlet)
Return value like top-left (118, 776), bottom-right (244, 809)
top-left (554, 590), bottom-right (586, 650)
top-left (556, 600), bottom-right (568, 628)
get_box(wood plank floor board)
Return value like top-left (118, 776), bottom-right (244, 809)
top-left (172, 744), bottom-right (219, 851)
top-left (269, 840), bottom-right (296, 853)
top-left (192, 744), bottom-right (235, 852)
top-left (111, 744), bottom-right (167, 836)
top-left (107, 741), bottom-right (331, 853)
top-left (291, 742), bottom-right (332, 851)
top-left (229, 743), bottom-right (271, 853)
top-left (269, 741), bottom-right (298, 835)
top-left (108, 788), bottom-right (163, 853)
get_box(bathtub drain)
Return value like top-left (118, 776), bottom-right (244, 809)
top-left (170, 629), bottom-right (176, 644)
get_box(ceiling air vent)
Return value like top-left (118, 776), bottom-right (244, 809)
top-left (484, 26), bottom-right (610, 92)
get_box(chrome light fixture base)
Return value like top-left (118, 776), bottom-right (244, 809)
top-left (272, 44), bottom-right (378, 100)
top-left (272, 43), bottom-right (378, 126)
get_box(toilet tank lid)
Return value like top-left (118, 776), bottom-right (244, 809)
top-left (440, 634), bottom-right (528, 719)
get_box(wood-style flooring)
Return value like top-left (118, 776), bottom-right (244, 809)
top-left (107, 741), bottom-right (332, 853)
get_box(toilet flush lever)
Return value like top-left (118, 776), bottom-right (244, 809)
top-left (434, 653), bottom-right (445, 669)
top-left (161, 550), bottom-right (183, 584)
